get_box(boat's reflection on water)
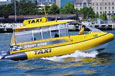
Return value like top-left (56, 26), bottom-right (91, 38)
top-left (11, 49), bottom-right (114, 76)
top-left (49, 52), bottom-right (114, 75)
top-left (62, 53), bottom-right (114, 65)
top-left (11, 42), bottom-right (114, 75)
top-left (97, 52), bottom-right (114, 58)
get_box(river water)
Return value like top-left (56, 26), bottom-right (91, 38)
top-left (0, 30), bottom-right (115, 76)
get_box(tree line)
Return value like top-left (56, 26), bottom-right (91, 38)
top-left (0, 0), bottom-right (108, 20)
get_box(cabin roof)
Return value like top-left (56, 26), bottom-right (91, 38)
top-left (14, 20), bottom-right (75, 30)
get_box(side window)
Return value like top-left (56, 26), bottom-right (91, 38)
top-left (42, 27), bottom-right (51, 39)
top-left (33, 28), bottom-right (42, 40)
top-left (60, 29), bottom-right (67, 36)
top-left (50, 25), bottom-right (59, 38)
top-left (34, 32), bottom-right (41, 40)
top-left (59, 24), bottom-right (68, 37)
top-left (51, 30), bottom-right (59, 38)
top-left (15, 29), bottom-right (33, 43)
top-left (43, 31), bottom-right (50, 39)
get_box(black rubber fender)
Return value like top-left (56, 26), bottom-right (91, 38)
top-left (2, 52), bottom-right (27, 61)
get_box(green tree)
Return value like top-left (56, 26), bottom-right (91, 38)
top-left (0, 3), bottom-right (14, 18)
top-left (0, 5), bottom-right (7, 18)
top-left (75, 9), bottom-right (79, 14)
top-left (17, 0), bottom-right (38, 15)
top-left (79, 7), bottom-right (95, 19)
top-left (100, 13), bottom-right (107, 20)
top-left (88, 7), bottom-right (95, 18)
top-left (48, 4), bottom-right (60, 14)
top-left (60, 8), bottom-right (64, 14)
top-left (95, 13), bottom-right (99, 18)
top-left (63, 2), bottom-right (75, 14)
top-left (111, 15), bottom-right (115, 20)
top-left (79, 7), bottom-right (88, 18)
top-left (0, 0), bottom-right (39, 18)
top-left (45, 3), bottom-right (50, 12)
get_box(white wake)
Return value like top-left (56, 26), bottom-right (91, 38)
top-left (42, 50), bottom-right (98, 62)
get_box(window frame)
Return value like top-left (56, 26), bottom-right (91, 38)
top-left (15, 23), bottom-right (70, 43)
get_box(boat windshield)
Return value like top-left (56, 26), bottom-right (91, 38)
top-left (15, 23), bottom-right (69, 43)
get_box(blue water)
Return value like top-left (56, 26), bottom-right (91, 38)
top-left (0, 31), bottom-right (115, 76)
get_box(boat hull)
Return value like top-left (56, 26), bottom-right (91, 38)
top-left (2, 33), bottom-right (114, 60)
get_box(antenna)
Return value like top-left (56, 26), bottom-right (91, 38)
top-left (56, 14), bottom-right (57, 22)
top-left (14, 0), bottom-right (17, 22)
top-left (44, 8), bottom-right (48, 21)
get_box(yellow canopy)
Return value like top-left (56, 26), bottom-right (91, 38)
top-left (14, 20), bottom-right (75, 30)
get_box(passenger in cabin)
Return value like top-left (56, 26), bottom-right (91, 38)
top-left (55, 33), bottom-right (59, 38)
top-left (34, 37), bottom-right (36, 40)
top-left (32, 37), bottom-right (36, 41)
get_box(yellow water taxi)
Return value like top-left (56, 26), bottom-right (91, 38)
top-left (0, 17), bottom-right (114, 60)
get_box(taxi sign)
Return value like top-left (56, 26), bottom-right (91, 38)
top-left (23, 17), bottom-right (47, 25)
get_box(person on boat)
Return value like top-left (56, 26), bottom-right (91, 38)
top-left (78, 27), bottom-right (84, 35)
top-left (31, 37), bottom-right (36, 41)
top-left (55, 33), bottom-right (59, 37)
top-left (34, 37), bottom-right (36, 40)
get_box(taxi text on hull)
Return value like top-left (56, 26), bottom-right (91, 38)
top-left (0, 17), bottom-right (114, 60)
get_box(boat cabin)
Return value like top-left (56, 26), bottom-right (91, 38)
top-left (10, 20), bottom-right (75, 52)
top-left (15, 23), bottom-right (68, 43)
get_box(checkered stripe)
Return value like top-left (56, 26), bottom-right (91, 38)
top-left (10, 45), bottom-right (23, 51)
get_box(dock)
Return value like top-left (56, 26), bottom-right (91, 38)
top-left (68, 21), bottom-right (115, 31)
top-left (0, 22), bottom-right (115, 33)
top-left (0, 23), bottom-right (22, 33)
